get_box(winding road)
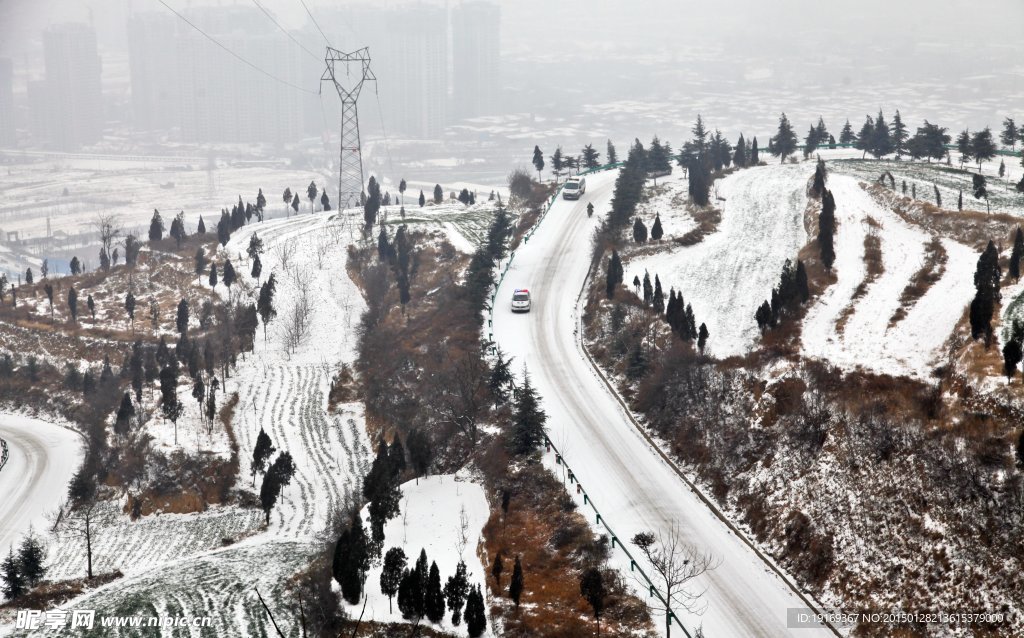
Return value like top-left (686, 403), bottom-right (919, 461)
top-left (492, 169), bottom-right (835, 637)
top-left (0, 415), bottom-right (83, 556)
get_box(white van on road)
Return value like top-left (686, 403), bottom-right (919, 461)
top-left (562, 176), bottom-right (586, 200)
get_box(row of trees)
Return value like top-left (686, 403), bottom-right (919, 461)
top-left (754, 259), bottom-right (810, 331)
top-left (532, 141), bottom-right (616, 183)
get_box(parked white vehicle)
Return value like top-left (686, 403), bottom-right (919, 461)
top-left (562, 176), bottom-right (586, 200)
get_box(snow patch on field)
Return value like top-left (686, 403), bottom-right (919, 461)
top-left (342, 474), bottom-right (493, 635)
top-left (801, 175), bottom-right (975, 378)
top-left (623, 163), bottom-right (809, 358)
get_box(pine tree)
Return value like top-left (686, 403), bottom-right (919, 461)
top-left (257, 273), bottom-right (277, 340)
top-left (972, 127), bottom-right (997, 168)
top-left (16, 533), bottom-right (45, 587)
top-left (398, 568), bottom-right (421, 619)
top-left (419, 190), bottom-right (426, 207)
top-left (605, 250), bottom-right (623, 299)
top-left (1002, 320), bottom-right (1023, 380)
top-left (582, 143), bottom-right (601, 169)
top-left (1001, 117), bottom-right (1019, 149)
top-left (855, 115), bottom-right (875, 158)
top-left (579, 567), bottom-right (606, 633)
top-left (251, 427), bottom-right (276, 486)
top-left (491, 551), bottom-right (504, 588)
top-left (957, 129), bottom-right (973, 168)
top-left (465, 585), bottom-right (487, 637)
top-left (1010, 227), bottom-right (1024, 282)
top-left (381, 547), bottom-right (407, 613)
top-left (642, 271), bottom-right (653, 306)
top-left (733, 133), bottom-right (747, 167)
top-left (870, 110), bottom-right (894, 159)
top-left (251, 254), bottom-right (262, 281)
top-left (750, 137), bottom-right (759, 164)
top-left (769, 112), bottom-right (798, 163)
top-left (839, 119), bottom-right (856, 145)
top-left (434, 184), bottom-right (444, 204)
top-left (811, 158), bottom-right (827, 197)
top-left (651, 214), bottom-right (663, 240)
top-left (68, 287), bottom-right (78, 323)
top-left (259, 451), bottom-right (296, 525)
top-left (444, 560), bottom-right (470, 625)
top-left (291, 193), bottom-right (300, 214)
top-left (426, 561), bottom-right (446, 623)
top-left (632, 217), bottom-right (648, 243)
top-left (606, 139), bottom-right (618, 164)
top-left (891, 110), bottom-right (908, 158)
top-left (697, 323), bottom-right (709, 353)
top-left (115, 392), bottom-right (135, 436)
top-left (532, 145), bottom-right (545, 179)
top-left (407, 428), bottom-right (432, 482)
top-left (509, 555), bottom-right (524, 609)
top-left (652, 274), bottom-right (664, 313)
top-left (958, 189), bottom-right (964, 211)
top-left (1, 548), bottom-right (24, 600)
top-left (176, 298), bottom-right (189, 335)
top-left (222, 259), bottom-right (236, 290)
top-left (511, 372), bottom-right (546, 454)
top-left (970, 240), bottom-right (1002, 346)
top-left (148, 209), bottom-right (164, 242)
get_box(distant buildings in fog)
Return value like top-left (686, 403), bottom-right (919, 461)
top-left (0, 58), bottom-right (13, 147)
top-left (452, 1), bottom-right (501, 122)
top-left (29, 23), bottom-right (104, 150)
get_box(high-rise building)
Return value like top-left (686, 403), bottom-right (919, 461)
top-left (127, 7), bottom-right (305, 145)
top-left (0, 58), bottom-right (14, 146)
top-left (127, 12), bottom-right (180, 131)
top-left (33, 23), bottom-right (103, 150)
top-left (451, 1), bottom-right (500, 121)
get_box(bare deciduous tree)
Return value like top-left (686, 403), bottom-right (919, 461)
top-left (94, 213), bottom-right (123, 256)
top-left (632, 525), bottom-right (717, 637)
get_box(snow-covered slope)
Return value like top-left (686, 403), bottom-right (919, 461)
top-left (492, 168), bottom-right (834, 637)
top-left (801, 175), bottom-right (975, 377)
top-left (623, 163), bottom-right (809, 358)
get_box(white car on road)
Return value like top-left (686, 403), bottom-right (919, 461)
top-left (511, 289), bottom-right (532, 312)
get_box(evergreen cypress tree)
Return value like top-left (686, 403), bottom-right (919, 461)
top-left (652, 275), bottom-right (665, 313)
top-left (465, 585), bottom-right (487, 637)
top-left (971, 127), bottom-right (997, 168)
top-left (796, 260), bottom-right (810, 302)
top-left (251, 427), bottom-right (275, 486)
top-left (509, 555), bottom-right (524, 609)
top-left (957, 129), bottom-right (973, 168)
top-left (632, 217), bottom-right (648, 243)
top-left (650, 214), bottom-right (663, 240)
top-left (1002, 320), bottom-right (1023, 380)
top-left (419, 190), bottom-right (426, 207)
top-left (733, 133), bottom-right (747, 167)
top-left (444, 560), bottom-right (470, 625)
top-left (433, 184), bottom-right (444, 204)
top-left (148, 209), bottom-right (164, 242)
top-left (1010, 227), bottom-right (1023, 282)
top-left (426, 561), bottom-right (446, 623)
top-left (115, 392), bottom-right (135, 436)
top-left (770, 113), bottom-right (798, 163)
top-left (381, 547), bottom-right (407, 613)
top-left (579, 567), bottom-right (606, 633)
top-left (491, 551), bottom-right (504, 588)
top-left (605, 250), bottom-right (623, 299)
top-left (606, 139), bottom-right (618, 164)
top-left (750, 137), bottom-right (760, 164)
top-left (697, 323), bottom-right (709, 353)
top-left (511, 372), bottom-right (546, 455)
top-left (970, 240), bottom-right (1002, 346)
top-left (642, 271), bottom-right (652, 306)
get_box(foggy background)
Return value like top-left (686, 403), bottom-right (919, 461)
top-left (0, 0), bottom-right (1022, 274)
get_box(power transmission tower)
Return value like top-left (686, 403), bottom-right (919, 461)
top-left (321, 46), bottom-right (375, 224)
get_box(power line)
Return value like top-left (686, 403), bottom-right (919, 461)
top-left (157, 0), bottom-right (316, 95)
top-left (251, 0), bottom-right (321, 63)
top-left (298, 0), bottom-right (331, 47)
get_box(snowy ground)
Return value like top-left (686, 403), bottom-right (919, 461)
top-left (801, 175), bottom-right (977, 378)
top-left (492, 167), bottom-right (834, 637)
top-left (623, 163), bottom-right (809, 358)
top-left (340, 474), bottom-right (493, 636)
top-left (0, 413), bottom-right (83, 564)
